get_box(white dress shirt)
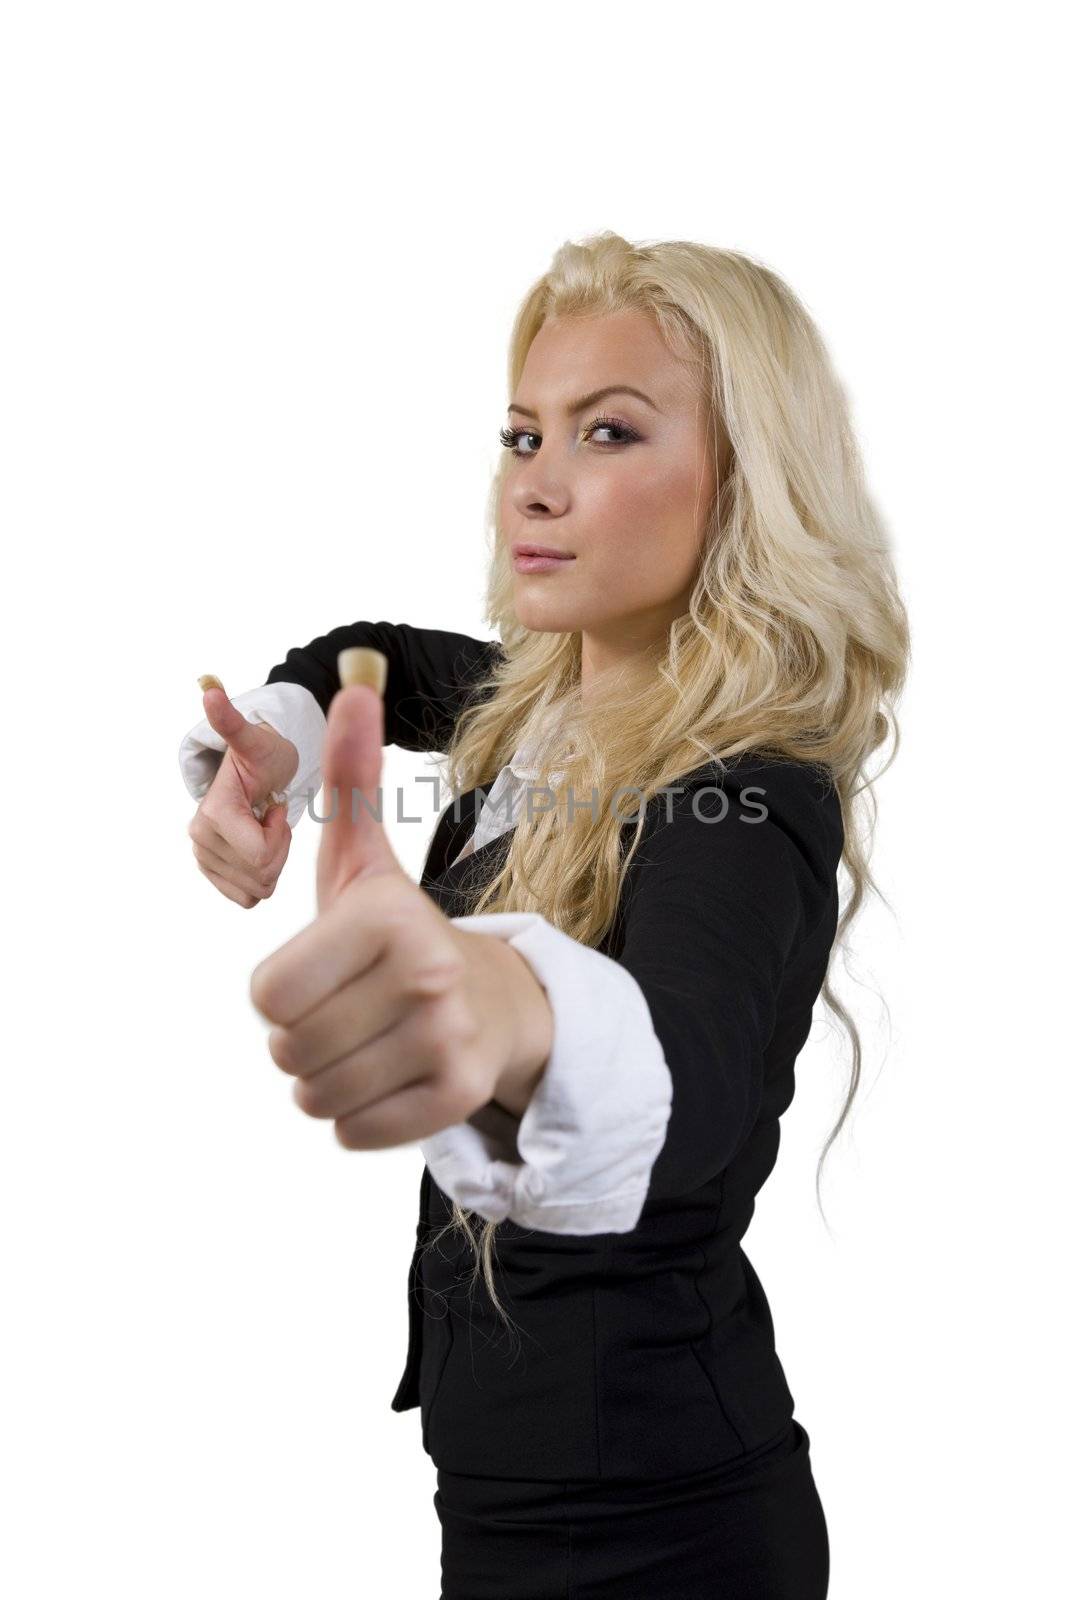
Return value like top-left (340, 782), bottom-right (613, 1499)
top-left (449, 695), bottom-right (564, 859)
top-left (178, 684), bottom-right (673, 1234)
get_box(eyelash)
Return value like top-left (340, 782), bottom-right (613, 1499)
top-left (498, 415), bottom-right (641, 457)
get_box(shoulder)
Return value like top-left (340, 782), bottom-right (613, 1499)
top-left (648, 752), bottom-right (841, 855)
top-left (621, 752), bottom-right (843, 929)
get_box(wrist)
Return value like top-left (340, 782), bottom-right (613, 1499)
top-left (458, 928), bottom-right (554, 1121)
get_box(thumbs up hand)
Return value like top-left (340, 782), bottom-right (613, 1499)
top-left (248, 650), bottom-right (554, 1151)
top-left (187, 676), bottom-right (299, 908)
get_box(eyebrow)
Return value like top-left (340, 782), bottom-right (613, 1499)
top-left (507, 384), bottom-right (661, 420)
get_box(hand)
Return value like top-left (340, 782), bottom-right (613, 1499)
top-left (247, 663), bottom-right (553, 1150)
top-left (187, 678), bottom-right (300, 908)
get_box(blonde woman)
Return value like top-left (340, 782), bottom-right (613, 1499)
top-left (179, 233), bottom-right (908, 1598)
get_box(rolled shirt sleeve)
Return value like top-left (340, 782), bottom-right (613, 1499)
top-left (420, 910), bottom-right (674, 1235)
top-left (177, 681), bottom-right (327, 828)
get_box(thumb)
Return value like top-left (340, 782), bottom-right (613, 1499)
top-left (316, 648), bottom-right (400, 910)
top-left (198, 674), bottom-right (273, 765)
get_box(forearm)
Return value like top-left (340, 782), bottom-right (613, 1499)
top-left (265, 619), bottom-right (503, 751)
top-left (422, 911), bottom-right (673, 1235)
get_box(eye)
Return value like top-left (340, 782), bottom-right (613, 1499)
top-left (498, 424), bottom-right (536, 455)
top-left (498, 415), bottom-right (641, 457)
top-left (586, 416), bottom-right (641, 447)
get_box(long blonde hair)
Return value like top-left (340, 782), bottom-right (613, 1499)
top-left (428, 230), bottom-right (909, 1336)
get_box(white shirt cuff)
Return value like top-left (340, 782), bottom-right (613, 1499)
top-left (177, 681), bottom-right (327, 828)
top-left (420, 911), bottom-right (673, 1235)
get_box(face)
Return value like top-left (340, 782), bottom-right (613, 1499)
top-left (501, 307), bottom-right (722, 687)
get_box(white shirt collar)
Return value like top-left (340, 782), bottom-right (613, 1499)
top-left (506, 699), bottom-right (573, 782)
top-left (451, 700), bottom-right (575, 866)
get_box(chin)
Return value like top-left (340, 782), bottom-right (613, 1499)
top-left (512, 596), bottom-right (583, 635)
top-left (515, 604), bottom-right (585, 636)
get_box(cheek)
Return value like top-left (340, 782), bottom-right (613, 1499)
top-left (591, 468), bottom-right (702, 595)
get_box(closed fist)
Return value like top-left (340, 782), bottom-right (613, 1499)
top-left (248, 659), bottom-right (552, 1150)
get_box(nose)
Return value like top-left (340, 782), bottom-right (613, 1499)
top-left (509, 469), bottom-right (568, 521)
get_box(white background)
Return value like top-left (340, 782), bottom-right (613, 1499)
top-left (3, 3), bottom-right (1063, 1594)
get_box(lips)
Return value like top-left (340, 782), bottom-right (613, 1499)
top-left (513, 544), bottom-right (575, 560)
top-left (512, 547), bottom-right (576, 574)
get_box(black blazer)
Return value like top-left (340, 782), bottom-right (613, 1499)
top-left (266, 619), bottom-right (844, 1481)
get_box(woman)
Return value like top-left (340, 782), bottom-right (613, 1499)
top-left (179, 232), bottom-right (909, 1598)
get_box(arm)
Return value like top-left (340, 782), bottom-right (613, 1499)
top-left (421, 909), bottom-right (674, 1234)
top-left (265, 619), bottom-right (504, 752)
top-left (612, 758), bottom-right (841, 1201)
top-left (421, 758), bottom-right (842, 1231)
top-left (179, 620), bottom-right (503, 823)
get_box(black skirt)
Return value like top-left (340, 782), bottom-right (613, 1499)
top-left (434, 1419), bottom-right (829, 1600)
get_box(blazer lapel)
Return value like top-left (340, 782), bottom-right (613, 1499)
top-left (420, 773), bottom-right (517, 917)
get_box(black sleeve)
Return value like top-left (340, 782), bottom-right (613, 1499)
top-left (617, 757), bottom-right (842, 1202)
top-left (264, 619), bottom-right (504, 752)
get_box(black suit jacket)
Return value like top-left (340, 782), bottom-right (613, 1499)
top-left (267, 619), bottom-right (844, 1481)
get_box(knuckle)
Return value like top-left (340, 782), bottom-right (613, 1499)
top-left (294, 1078), bottom-right (329, 1118)
top-left (428, 1027), bottom-right (480, 1094)
top-left (445, 991), bottom-right (482, 1049)
top-left (249, 966), bottom-right (282, 1018)
top-left (417, 992), bottom-right (480, 1060)
top-left (267, 1028), bottom-right (297, 1074)
top-left (439, 1065), bottom-right (485, 1124)
top-left (403, 954), bottom-right (464, 1002)
top-left (240, 846), bottom-right (265, 875)
top-left (334, 1118), bottom-right (363, 1151)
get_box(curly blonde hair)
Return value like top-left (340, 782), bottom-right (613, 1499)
top-left (427, 230), bottom-right (909, 1337)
